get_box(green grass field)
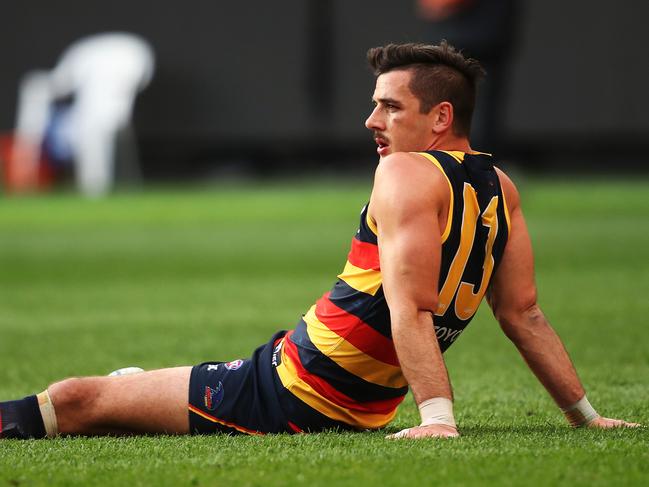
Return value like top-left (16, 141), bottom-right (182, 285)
top-left (0, 178), bottom-right (648, 486)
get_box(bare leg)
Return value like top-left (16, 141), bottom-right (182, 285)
top-left (48, 367), bottom-right (191, 436)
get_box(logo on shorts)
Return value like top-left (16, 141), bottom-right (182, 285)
top-left (224, 359), bottom-right (243, 370)
top-left (204, 382), bottom-right (224, 411)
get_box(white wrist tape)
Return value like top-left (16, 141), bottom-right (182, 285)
top-left (37, 389), bottom-right (59, 438)
top-left (418, 397), bottom-right (456, 429)
top-left (561, 395), bottom-right (599, 427)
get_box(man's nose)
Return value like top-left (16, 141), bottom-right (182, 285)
top-left (365, 106), bottom-right (384, 131)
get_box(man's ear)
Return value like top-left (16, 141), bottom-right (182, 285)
top-left (431, 101), bottom-right (454, 134)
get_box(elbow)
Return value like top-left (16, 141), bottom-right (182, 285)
top-left (496, 301), bottom-right (545, 343)
top-left (389, 304), bottom-right (437, 334)
top-left (388, 293), bottom-right (438, 323)
top-left (391, 305), bottom-right (437, 322)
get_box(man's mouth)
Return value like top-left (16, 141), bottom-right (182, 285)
top-left (374, 135), bottom-right (390, 156)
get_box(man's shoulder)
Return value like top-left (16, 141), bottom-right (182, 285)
top-left (492, 166), bottom-right (520, 211)
top-left (371, 152), bottom-right (451, 215)
top-left (374, 151), bottom-right (449, 187)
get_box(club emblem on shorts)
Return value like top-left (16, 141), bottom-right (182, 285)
top-left (204, 382), bottom-right (224, 411)
top-left (224, 359), bottom-right (243, 370)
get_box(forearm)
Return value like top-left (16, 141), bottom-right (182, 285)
top-left (392, 309), bottom-right (452, 404)
top-left (502, 305), bottom-right (585, 408)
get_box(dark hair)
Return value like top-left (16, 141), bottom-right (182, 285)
top-left (367, 41), bottom-right (485, 137)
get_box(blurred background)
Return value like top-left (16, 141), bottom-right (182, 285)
top-left (1, 0), bottom-right (648, 194)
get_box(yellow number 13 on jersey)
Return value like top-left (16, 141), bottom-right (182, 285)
top-left (435, 182), bottom-right (499, 321)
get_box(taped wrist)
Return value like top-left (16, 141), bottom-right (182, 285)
top-left (561, 395), bottom-right (599, 427)
top-left (418, 397), bottom-right (456, 429)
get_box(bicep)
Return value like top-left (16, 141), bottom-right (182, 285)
top-left (371, 157), bottom-right (445, 314)
top-left (378, 206), bottom-right (441, 314)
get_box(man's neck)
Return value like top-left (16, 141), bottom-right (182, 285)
top-left (426, 133), bottom-right (473, 153)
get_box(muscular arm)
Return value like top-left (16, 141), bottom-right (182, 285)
top-left (369, 153), bottom-right (458, 438)
top-left (489, 170), bottom-right (639, 428)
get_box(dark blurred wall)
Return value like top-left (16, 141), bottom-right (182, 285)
top-left (1, 0), bottom-right (648, 175)
top-left (505, 1), bottom-right (649, 141)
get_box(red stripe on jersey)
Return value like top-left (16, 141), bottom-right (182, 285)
top-left (315, 293), bottom-right (399, 367)
top-left (347, 238), bottom-right (380, 270)
top-left (283, 332), bottom-right (402, 415)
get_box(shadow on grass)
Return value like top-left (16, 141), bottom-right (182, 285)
top-left (381, 424), bottom-right (568, 437)
top-left (458, 424), bottom-right (568, 436)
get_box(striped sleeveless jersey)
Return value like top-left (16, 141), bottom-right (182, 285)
top-left (274, 150), bottom-right (511, 429)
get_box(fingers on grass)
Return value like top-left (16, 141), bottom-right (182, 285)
top-left (385, 427), bottom-right (459, 440)
top-left (589, 417), bottom-right (642, 429)
top-left (385, 428), bottom-right (411, 439)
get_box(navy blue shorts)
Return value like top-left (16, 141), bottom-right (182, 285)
top-left (188, 331), bottom-right (350, 435)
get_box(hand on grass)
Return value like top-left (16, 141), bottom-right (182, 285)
top-left (386, 423), bottom-right (459, 439)
top-left (587, 416), bottom-right (641, 429)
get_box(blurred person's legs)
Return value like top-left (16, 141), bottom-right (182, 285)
top-left (71, 96), bottom-right (131, 197)
top-left (10, 71), bottom-right (53, 190)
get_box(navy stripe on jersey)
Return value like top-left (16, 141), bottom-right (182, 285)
top-left (328, 280), bottom-right (392, 339)
top-left (356, 205), bottom-right (377, 245)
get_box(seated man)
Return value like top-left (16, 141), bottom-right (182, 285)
top-left (0, 42), bottom-right (638, 440)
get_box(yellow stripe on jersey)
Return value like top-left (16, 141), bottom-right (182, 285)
top-left (444, 150), bottom-right (465, 163)
top-left (302, 305), bottom-right (343, 353)
top-left (302, 306), bottom-right (408, 389)
top-left (337, 261), bottom-right (382, 296)
top-left (442, 150), bottom-right (493, 162)
top-left (275, 345), bottom-right (397, 429)
top-left (415, 152), bottom-right (454, 243)
top-left (366, 211), bottom-right (378, 236)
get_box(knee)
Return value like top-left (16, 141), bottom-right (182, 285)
top-left (49, 377), bottom-right (100, 417)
